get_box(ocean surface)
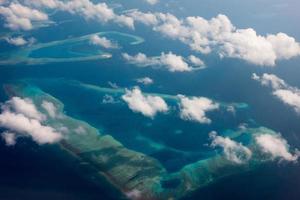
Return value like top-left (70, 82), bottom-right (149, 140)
top-left (1, 0), bottom-right (300, 199)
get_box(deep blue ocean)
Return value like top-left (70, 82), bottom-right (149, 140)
top-left (1, 0), bottom-right (300, 199)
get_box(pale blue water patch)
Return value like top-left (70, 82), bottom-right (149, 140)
top-left (29, 40), bottom-right (102, 59)
top-left (0, 31), bottom-right (144, 65)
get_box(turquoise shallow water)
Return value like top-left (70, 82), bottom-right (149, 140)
top-left (0, 31), bottom-right (144, 65)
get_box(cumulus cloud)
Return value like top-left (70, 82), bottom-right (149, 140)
top-left (136, 77), bottom-right (154, 85)
top-left (273, 90), bottom-right (300, 113)
top-left (122, 87), bottom-right (168, 118)
top-left (255, 134), bottom-right (299, 162)
top-left (129, 11), bottom-right (300, 66)
top-left (209, 129), bottom-right (299, 163)
top-left (123, 52), bottom-right (156, 66)
top-left (2, 97), bottom-right (46, 121)
top-left (4, 36), bottom-right (35, 46)
top-left (1, 131), bottom-right (17, 146)
top-left (145, 0), bottom-right (159, 5)
top-left (74, 126), bottom-right (86, 135)
top-left (25, 0), bottom-right (134, 28)
top-left (5, 36), bottom-right (27, 46)
top-left (0, 111), bottom-right (62, 144)
top-left (252, 73), bottom-right (286, 90)
top-left (0, 97), bottom-right (63, 145)
top-left (253, 73), bottom-right (300, 113)
top-left (123, 52), bottom-right (197, 72)
top-left (178, 95), bottom-right (219, 124)
top-left (267, 33), bottom-right (300, 60)
top-left (188, 55), bottom-right (205, 68)
top-left (226, 105), bottom-right (236, 114)
top-left (108, 81), bottom-right (119, 89)
top-left (210, 131), bottom-right (252, 164)
top-left (0, 3), bottom-right (49, 30)
top-left (90, 34), bottom-right (118, 49)
top-left (127, 10), bottom-right (158, 26)
top-left (41, 100), bottom-right (57, 118)
top-left (159, 52), bottom-right (191, 72)
top-left (102, 94), bottom-right (118, 104)
top-left (24, 0), bottom-right (61, 9)
top-left (125, 189), bottom-right (142, 200)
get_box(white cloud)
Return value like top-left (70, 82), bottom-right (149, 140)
top-left (273, 89), bottom-right (300, 113)
top-left (0, 97), bottom-right (63, 145)
top-left (210, 131), bottom-right (252, 164)
top-left (209, 129), bottom-right (299, 164)
top-left (153, 13), bottom-right (187, 40)
top-left (122, 87), bottom-right (168, 118)
top-left (159, 52), bottom-right (191, 72)
top-left (145, 0), bottom-right (159, 5)
top-left (227, 105), bottom-right (236, 114)
top-left (267, 33), bottom-right (300, 60)
top-left (251, 73), bottom-right (260, 81)
top-left (3, 97), bottom-right (46, 121)
top-left (253, 73), bottom-right (300, 113)
top-left (136, 77), bottom-right (154, 85)
top-left (0, 3), bottom-right (48, 30)
top-left (4, 36), bottom-right (35, 46)
top-left (252, 73), bottom-right (287, 90)
top-left (127, 10), bottom-right (158, 26)
top-left (41, 100), bottom-right (57, 118)
top-left (0, 111), bottom-right (62, 145)
top-left (74, 126), bottom-right (86, 135)
top-left (188, 55), bottom-right (205, 68)
top-left (123, 52), bottom-right (157, 66)
top-left (255, 134), bottom-right (299, 162)
top-left (129, 11), bottom-right (300, 66)
top-left (178, 95), bottom-right (219, 124)
top-left (123, 52), bottom-right (193, 72)
top-left (125, 189), bottom-right (142, 199)
top-left (102, 94), bottom-right (118, 104)
top-left (25, 0), bottom-right (134, 28)
top-left (1, 131), bottom-right (17, 146)
top-left (24, 0), bottom-right (60, 9)
top-left (90, 34), bottom-right (117, 49)
top-left (108, 81), bottom-right (119, 89)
